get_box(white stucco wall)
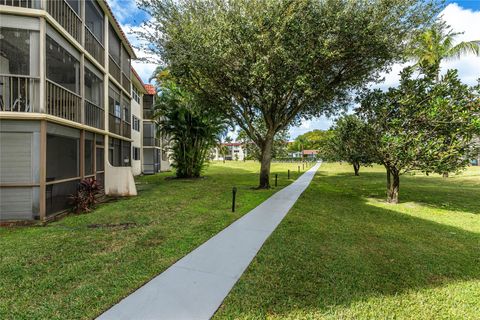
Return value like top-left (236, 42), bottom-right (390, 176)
top-left (104, 162), bottom-right (137, 196)
top-left (131, 98), bottom-right (142, 176)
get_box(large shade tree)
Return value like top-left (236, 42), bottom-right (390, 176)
top-left (139, 0), bottom-right (439, 188)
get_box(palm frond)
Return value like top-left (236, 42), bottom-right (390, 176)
top-left (445, 40), bottom-right (480, 60)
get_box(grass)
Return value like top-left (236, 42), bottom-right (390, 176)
top-left (0, 161), bottom-right (312, 320)
top-left (214, 163), bottom-right (480, 319)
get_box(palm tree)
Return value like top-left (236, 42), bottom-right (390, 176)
top-left (409, 22), bottom-right (480, 81)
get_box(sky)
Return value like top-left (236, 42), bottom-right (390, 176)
top-left (107, 0), bottom-right (480, 139)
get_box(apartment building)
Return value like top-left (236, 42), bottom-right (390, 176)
top-left (142, 84), bottom-right (170, 174)
top-left (130, 67), bottom-right (145, 176)
top-left (0, 0), bottom-right (138, 221)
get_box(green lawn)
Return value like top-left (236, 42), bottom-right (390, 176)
top-left (214, 163), bottom-right (480, 319)
top-left (0, 161), bottom-right (310, 320)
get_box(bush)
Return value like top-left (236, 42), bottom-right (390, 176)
top-left (69, 178), bottom-right (102, 213)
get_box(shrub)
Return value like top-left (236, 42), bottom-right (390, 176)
top-left (70, 178), bottom-right (102, 213)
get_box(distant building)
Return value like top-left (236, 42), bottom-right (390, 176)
top-left (302, 150), bottom-right (319, 159)
top-left (142, 84), bottom-right (171, 174)
top-left (212, 142), bottom-right (247, 161)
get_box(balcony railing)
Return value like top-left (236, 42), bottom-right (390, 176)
top-left (47, 0), bottom-right (82, 43)
top-left (46, 80), bottom-right (81, 122)
top-left (85, 27), bottom-right (104, 66)
top-left (143, 137), bottom-right (161, 147)
top-left (109, 56), bottom-right (121, 84)
top-left (85, 100), bottom-right (104, 129)
top-left (0, 0), bottom-right (39, 8)
top-left (0, 74), bottom-right (40, 112)
top-left (121, 73), bottom-right (130, 93)
top-left (122, 122), bottom-right (131, 138)
top-left (109, 113), bottom-right (122, 136)
top-left (143, 108), bottom-right (155, 119)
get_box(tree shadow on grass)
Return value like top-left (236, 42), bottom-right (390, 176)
top-left (215, 173), bottom-right (480, 318)
top-left (315, 169), bottom-right (480, 215)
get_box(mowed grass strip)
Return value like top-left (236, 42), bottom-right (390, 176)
top-left (214, 163), bottom-right (480, 319)
top-left (0, 161), bottom-right (311, 320)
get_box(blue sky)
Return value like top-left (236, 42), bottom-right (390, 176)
top-left (107, 0), bottom-right (480, 139)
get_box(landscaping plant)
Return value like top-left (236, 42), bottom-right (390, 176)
top-left (70, 178), bottom-right (102, 213)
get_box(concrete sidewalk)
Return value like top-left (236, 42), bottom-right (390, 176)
top-left (97, 162), bottom-right (321, 320)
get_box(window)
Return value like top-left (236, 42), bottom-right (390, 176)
top-left (132, 115), bottom-right (140, 132)
top-left (85, 66), bottom-right (103, 105)
top-left (85, 0), bottom-right (104, 43)
top-left (46, 35), bottom-right (80, 94)
top-left (132, 147), bottom-right (140, 160)
top-left (108, 25), bottom-right (120, 64)
top-left (109, 138), bottom-right (131, 167)
top-left (46, 125), bottom-right (80, 181)
top-left (132, 86), bottom-right (141, 103)
top-left (122, 96), bottom-right (130, 122)
top-left (85, 132), bottom-right (94, 175)
top-left (65, 0), bottom-right (80, 14)
top-left (0, 27), bottom-right (39, 76)
top-left (121, 46), bottom-right (130, 75)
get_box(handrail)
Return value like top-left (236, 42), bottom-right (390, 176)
top-left (47, 0), bottom-right (82, 43)
top-left (85, 25), bottom-right (104, 48)
top-left (46, 80), bottom-right (81, 123)
top-left (46, 79), bottom-right (81, 98)
top-left (85, 26), bottom-right (105, 65)
top-left (85, 99), bottom-right (104, 129)
top-left (0, 75), bottom-right (39, 112)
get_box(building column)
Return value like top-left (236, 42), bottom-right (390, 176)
top-left (39, 120), bottom-right (47, 221)
top-left (39, 17), bottom-right (46, 113)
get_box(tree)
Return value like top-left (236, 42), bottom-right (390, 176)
top-left (138, 0), bottom-right (439, 188)
top-left (237, 121), bottom-right (289, 161)
top-left (357, 68), bottom-right (480, 203)
top-left (289, 130), bottom-right (329, 151)
top-left (155, 80), bottom-right (227, 178)
top-left (327, 115), bottom-right (377, 176)
top-left (409, 21), bottom-right (480, 81)
top-left (408, 21), bottom-right (480, 177)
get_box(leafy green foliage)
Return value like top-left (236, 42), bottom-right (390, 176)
top-left (326, 115), bottom-right (377, 175)
top-left (357, 68), bottom-right (480, 202)
top-left (138, 0), bottom-right (439, 188)
top-left (155, 81), bottom-right (227, 178)
top-left (288, 130), bottom-right (332, 151)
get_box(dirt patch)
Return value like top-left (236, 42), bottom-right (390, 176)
top-left (87, 222), bottom-right (138, 230)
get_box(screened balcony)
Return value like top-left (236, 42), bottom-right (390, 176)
top-left (0, 27), bottom-right (40, 113)
top-left (85, 27), bottom-right (104, 66)
top-left (46, 79), bottom-right (81, 122)
top-left (46, 0), bottom-right (82, 43)
top-left (0, 75), bottom-right (40, 112)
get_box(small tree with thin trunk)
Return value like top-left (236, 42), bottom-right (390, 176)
top-left (138, 0), bottom-right (439, 188)
top-left (327, 115), bottom-right (376, 176)
top-left (357, 68), bottom-right (480, 203)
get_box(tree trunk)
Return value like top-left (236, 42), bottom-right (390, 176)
top-left (258, 135), bottom-right (274, 189)
top-left (387, 168), bottom-right (400, 204)
top-left (353, 162), bottom-right (360, 176)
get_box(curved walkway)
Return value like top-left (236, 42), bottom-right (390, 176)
top-left (98, 162), bottom-right (321, 320)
